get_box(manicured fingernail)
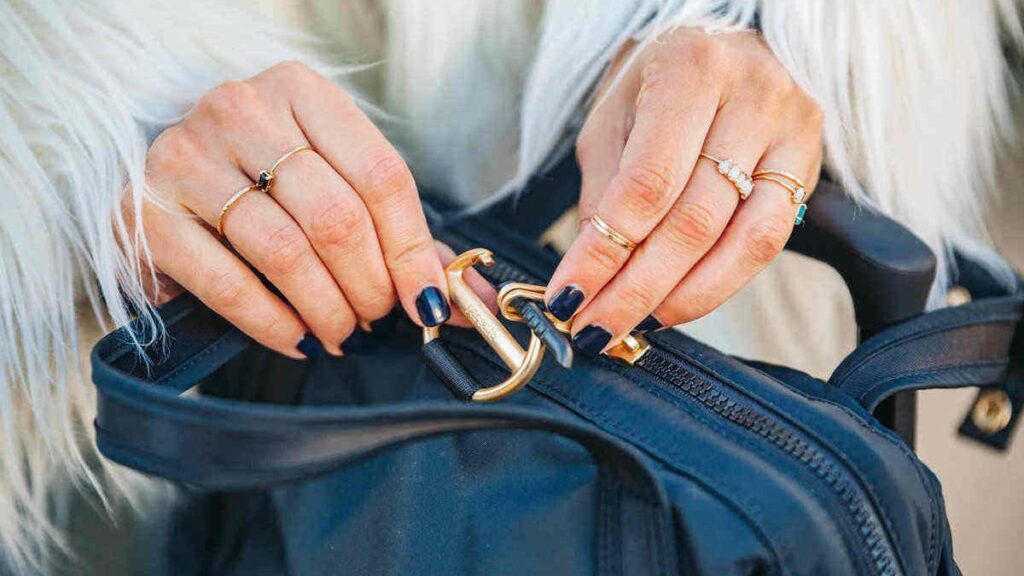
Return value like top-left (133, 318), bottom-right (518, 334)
top-left (297, 333), bottom-right (324, 359)
top-left (547, 285), bottom-right (585, 322)
top-left (634, 315), bottom-right (663, 333)
top-left (573, 324), bottom-right (612, 358)
top-left (415, 286), bottom-right (451, 327)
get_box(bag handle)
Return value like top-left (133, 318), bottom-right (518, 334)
top-left (829, 255), bottom-right (1024, 447)
top-left (91, 296), bottom-right (668, 499)
top-left (92, 297), bottom-right (680, 573)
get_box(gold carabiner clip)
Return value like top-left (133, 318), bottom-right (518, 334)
top-left (423, 249), bottom-right (546, 402)
top-left (496, 282), bottom-right (651, 365)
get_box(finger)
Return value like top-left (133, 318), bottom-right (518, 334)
top-left (545, 55), bottom-right (720, 322)
top-left (250, 62), bottom-right (451, 328)
top-left (652, 139), bottom-right (818, 327)
top-left (575, 54), bottom-right (640, 222)
top-left (434, 241), bottom-right (498, 328)
top-left (216, 106), bottom-right (397, 329)
top-left (151, 113), bottom-right (355, 355)
top-left (568, 103), bottom-right (772, 355)
top-left (220, 188), bottom-right (356, 355)
top-left (142, 200), bottom-right (309, 358)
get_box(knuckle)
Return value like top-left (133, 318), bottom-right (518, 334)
top-left (356, 285), bottom-right (398, 321)
top-left (309, 197), bottom-right (366, 249)
top-left (639, 57), bottom-right (669, 94)
top-left (251, 309), bottom-right (291, 345)
top-left (207, 269), bottom-right (250, 312)
top-left (581, 234), bottom-right (626, 273)
top-left (147, 126), bottom-right (201, 173)
top-left (387, 236), bottom-right (433, 273)
top-left (361, 153), bottom-right (415, 200)
top-left (620, 160), bottom-right (678, 218)
top-left (745, 214), bottom-right (792, 265)
top-left (681, 35), bottom-right (724, 75)
top-left (802, 97), bottom-right (825, 131)
top-left (262, 223), bottom-right (314, 276)
top-left (664, 201), bottom-right (719, 250)
top-left (197, 81), bottom-right (262, 123)
top-left (619, 282), bottom-right (660, 315)
top-left (270, 60), bottom-right (316, 81)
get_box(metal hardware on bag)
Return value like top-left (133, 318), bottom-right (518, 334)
top-left (497, 282), bottom-right (652, 366)
top-left (971, 388), bottom-right (1012, 435)
top-left (423, 249), bottom-right (545, 402)
top-left (425, 249), bottom-right (654, 402)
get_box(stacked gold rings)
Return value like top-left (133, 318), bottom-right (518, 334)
top-left (215, 144), bottom-right (314, 236)
top-left (751, 169), bottom-right (809, 225)
top-left (699, 153), bottom-right (753, 200)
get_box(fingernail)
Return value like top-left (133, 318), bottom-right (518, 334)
top-left (634, 314), bottom-right (663, 333)
top-left (547, 285), bottom-right (585, 322)
top-left (415, 286), bottom-right (451, 327)
top-left (297, 333), bottom-right (324, 359)
top-left (573, 324), bottom-right (612, 358)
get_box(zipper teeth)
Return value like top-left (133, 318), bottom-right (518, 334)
top-left (639, 350), bottom-right (899, 576)
top-left (441, 233), bottom-right (900, 575)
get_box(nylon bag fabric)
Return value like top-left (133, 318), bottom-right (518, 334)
top-left (91, 165), bottom-right (1023, 576)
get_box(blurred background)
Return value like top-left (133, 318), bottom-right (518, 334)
top-left (914, 85), bottom-right (1024, 576)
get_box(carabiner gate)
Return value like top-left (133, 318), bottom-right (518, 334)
top-left (424, 249), bottom-right (651, 402)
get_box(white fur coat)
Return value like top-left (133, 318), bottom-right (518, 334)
top-left (0, 0), bottom-right (1020, 572)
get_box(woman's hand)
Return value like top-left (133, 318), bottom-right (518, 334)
top-left (545, 29), bottom-right (823, 356)
top-left (137, 61), bottom-right (493, 358)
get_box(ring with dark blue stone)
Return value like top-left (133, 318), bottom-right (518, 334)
top-left (257, 170), bottom-right (275, 191)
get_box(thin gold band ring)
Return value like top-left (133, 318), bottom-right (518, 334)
top-left (216, 184), bottom-right (259, 236)
top-left (590, 215), bottom-right (637, 251)
top-left (751, 172), bottom-right (809, 225)
top-left (699, 152), bottom-right (753, 200)
top-left (257, 144), bottom-right (314, 192)
top-left (750, 174), bottom-right (808, 204)
top-left (752, 168), bottom-right (806, 189)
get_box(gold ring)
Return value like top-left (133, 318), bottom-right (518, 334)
top-left (216, 184), bottom-right (260, 236)
top-left (699, 152), bottom-right (753, 200)
top-left (256, 144), bottom-right (314, 192)
top-left (590, 215), bottom-right (637, 251)
top-left (751, 172), bottom-right (809, 225)
top-left (753, 168), bottom-right (806, 189)
top-left (751, 175), bottom-right (807, 204)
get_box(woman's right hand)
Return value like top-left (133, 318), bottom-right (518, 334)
top-left (135, 61), bottom-right (480, 358)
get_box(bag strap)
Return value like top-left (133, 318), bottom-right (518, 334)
top-left (92, 296), bottom-right (678, 574)
top-left (830, 255), bottom-right (1024, 446)
top-left (91, 296), bottom-right (668, 500)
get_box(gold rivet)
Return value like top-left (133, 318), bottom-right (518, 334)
top-left (971, 389), bottom-right (1012, 435)
top-left (946, 285), bottom-right (972, 307)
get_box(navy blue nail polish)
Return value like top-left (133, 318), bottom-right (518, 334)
top-left (416, 286), bottom-right (451, 327)
top-left (547, 285), bottom-right (585, 322)
top-left (573, 325), bottom-right (612, 358)
top-left (297, 333), bottom-right (324, 359)
top-left (634, 315), bottom-right (663, 333)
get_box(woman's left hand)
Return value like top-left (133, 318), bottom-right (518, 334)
top-left (545, 28), bottom-right (824, 356)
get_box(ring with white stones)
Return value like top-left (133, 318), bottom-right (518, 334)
top-left (751, 170), bottom-right (809, 225)
top-left (699, 153), bottom-right (754, 200)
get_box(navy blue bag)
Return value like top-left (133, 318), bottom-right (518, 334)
top-left (91, 159), bottom-right (1023, 575)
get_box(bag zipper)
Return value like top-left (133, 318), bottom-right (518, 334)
top-left (637, 348), bottom-right (900, 576)
top-left (441, 230), bottom-right (904, 576)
